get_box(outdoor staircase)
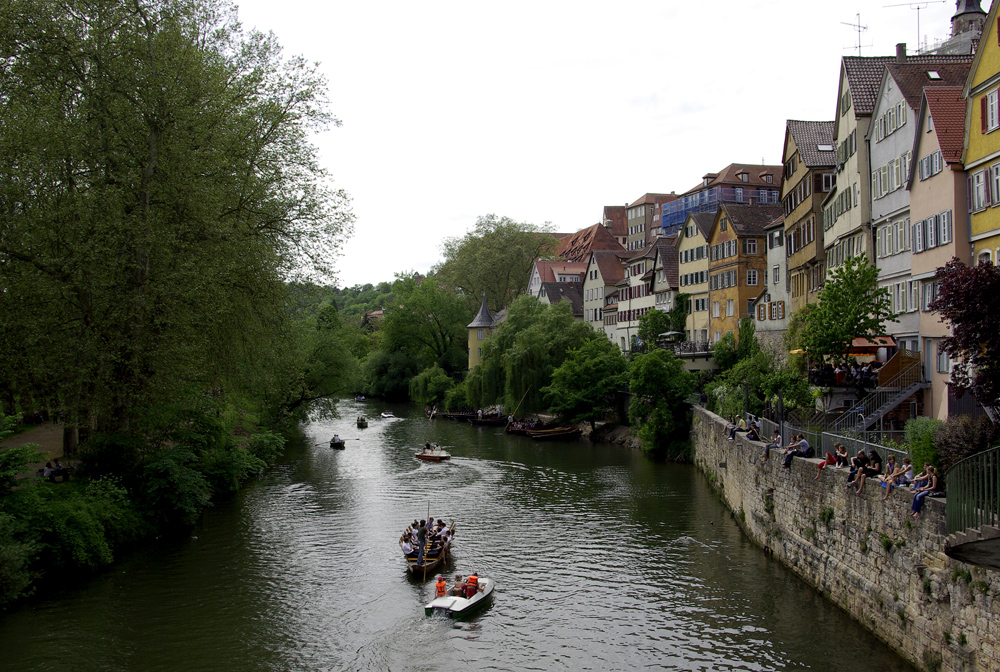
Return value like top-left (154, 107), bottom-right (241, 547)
top-left (828, 350), bottom-right (925, 434)
top-left (945, 526), bottom-right (1000, 571)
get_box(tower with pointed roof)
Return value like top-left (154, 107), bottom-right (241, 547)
top-left (467, 293), bottom-right (497, 370)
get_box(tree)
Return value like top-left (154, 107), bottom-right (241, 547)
top-left (628, 349), bottom-right (697, 457)
top-left (668, 293), bottom-right (690, 337)
top-left (542, 338), bottom-right (628, 429)
top-left (379, 274), bottom-right (468, 376)
top-left (712, 333), bottom-right (739, 371)
top-left (0, 0), bottom-right (354, 441)
top-left (436, 215), bottom-right (557, 312)
top-left (800, 256), bottom-right (897, 363)
top-left (409, 366), bottom-right (454, 407)
top-left (931, 258), bottom-right (1000, 410)
top-left (637, 309), bottom-right (674, 351)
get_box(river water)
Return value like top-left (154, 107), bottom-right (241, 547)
top-left (0, 401), bottom-right (915, 672)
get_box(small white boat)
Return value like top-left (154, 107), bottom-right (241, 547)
top-left (425, 577), bottom-right (495, 619)
top-left (415, 448), bottom-right (451, 462)
top-left (381, 411), bottom-right (395, 419)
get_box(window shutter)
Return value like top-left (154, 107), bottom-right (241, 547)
top-left (983, 96), bottom-right (989, 134)
top-left (968, 176), bottom-right (974, 213)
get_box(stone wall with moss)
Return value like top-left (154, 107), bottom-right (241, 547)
top-left (691, 406), bottom-right (999, 672)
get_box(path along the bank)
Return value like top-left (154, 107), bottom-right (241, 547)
top-left (1, 423), bottom-right (67, 469)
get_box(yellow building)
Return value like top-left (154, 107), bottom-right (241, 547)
top-left (676, 212), bottom-right (714, 344)
top-left (962, 1), bottom-right (1000, 265)
top-left (707, 204), bottom-right (783, 343)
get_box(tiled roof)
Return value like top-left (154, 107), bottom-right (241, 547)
top-left (885, 61), bottom-right (972, 110)
top-left (628, 193), bottom-right (677, 208)
top-left (843, 54), bottom-right (973, 115)
top-left (786, 120), bottom-right (836, 168)
top-left (555, 222), bottom-right (623, 262)
top-left (686, 211), bottom-right (716, 240)
top-left (539, 282), bottom-right (583, 317)
top-left (602, 205), bottom-right (627, 239)
top-left (924, 86), bottom-right (967, 163)
top-left (591, 249), bottom-right (630, 285)
top-left (534, 260), bottom-right (588, 283)
top-left (655, 238), bottom-right (679, 288)
top-left (720, 203), bottom-right (786, 236)
top-left (681, 163), bottom-right (782, 195)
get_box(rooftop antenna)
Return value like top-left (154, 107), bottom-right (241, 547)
top-left (842, 13), bottom-right (871, 56)
top-left (884, 1), bottom-right (947, 53)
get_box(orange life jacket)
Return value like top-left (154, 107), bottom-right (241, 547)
top-left (467, 575), bottom-right (478, 589)
top-left (435, 579), bottom-right (447, 597)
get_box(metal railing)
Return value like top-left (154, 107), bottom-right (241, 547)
top-left (829, 356), bottom-right (922, 433)
top-left (751, 414), bottom-right (902, 463)
top-left (945, 445), bottom-right (1000, 535)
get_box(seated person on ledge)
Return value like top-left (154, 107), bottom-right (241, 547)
top-left (728, 416), bottom-right (747, 440)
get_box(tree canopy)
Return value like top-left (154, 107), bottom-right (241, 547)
top-left (436, 215), bottom-right (557, 313)
top-left (799, 256), bottom-right (897, 363)
top-left (0, 0), bottom-right (353, 434)
top-left (628, 349), bottom-right (697, 456)
top-left (542, 338), bottom-right (627, 429)
top-left (932, 258), bottom-right (1000, 410)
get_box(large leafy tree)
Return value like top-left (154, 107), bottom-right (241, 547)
top-left (637, 309), bottom-right (673, 351)
top-left (800, 256), bottom-right (897, 363)
top-left (628, 349), bottom-right (697, 457)
top-left (380, 274), bottom-right (468, 376)
top-left (0, 0), bottom-right (353, 438)
top-left (931, 258), bottom-right (1000, 411)
top-left (436, 215), bottom-right (557, 313)
top-left (542, 338), bottom-right (628, 429)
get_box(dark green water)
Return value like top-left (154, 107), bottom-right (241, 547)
top-left (0, 401), bottom-right (915, 671)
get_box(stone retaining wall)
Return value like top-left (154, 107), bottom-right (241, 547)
top-left (692, 406), bottom-right (999, 672)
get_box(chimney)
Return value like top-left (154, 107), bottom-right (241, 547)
top-left (896, 43), bottom-right (907, 63)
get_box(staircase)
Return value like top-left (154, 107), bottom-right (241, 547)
top-left (829, 350), bottom-right (924, 434)
top-left (945, 446), bottom-right (1000, 571)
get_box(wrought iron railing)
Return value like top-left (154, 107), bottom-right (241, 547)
top-left (945, 445), bottom-right (1000, 536)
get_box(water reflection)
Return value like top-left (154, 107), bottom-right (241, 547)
top-left (0, 400), bottom-right (914, 672)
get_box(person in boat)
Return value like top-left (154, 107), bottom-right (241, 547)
top-left (465, 572), bottom-right (480, 598)
top-left (417, 520), bottom-right (427, 564)
top-left (448, 575), bottom-right (465, 596)
top-left (401, 538), bottom-right (414, 557)
top-left (435, 575), bottom-right (447, 598)
top-left (332, 434), bottom-right (341, 443)
top-left (423, 442), bottom-right (432, 454)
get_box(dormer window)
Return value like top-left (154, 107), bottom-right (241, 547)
top-left (763, 174), bottom-right (773, 184)
top-left (738, 172), bottom-right (749, 182)
top-left (927, 71), bottom-right (942, 80)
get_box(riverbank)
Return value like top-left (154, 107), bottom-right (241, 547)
top-left (690, 405), bottom-right (999, 672)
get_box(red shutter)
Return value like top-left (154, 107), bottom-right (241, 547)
top-left (982, 96), bottom-right (988, 133)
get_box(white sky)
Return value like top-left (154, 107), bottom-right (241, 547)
top-left (233, 0), bottom-right (973, 288)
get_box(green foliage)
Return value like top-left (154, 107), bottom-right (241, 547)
top-left (436, 215), bottom-right (557, 314)
top-left (363, 350), bottom-right (421, 400)
top-left (476, 296), bottom-right (599, 413)
top-left (243, 431), bottom-right (286, 464)
top-left (142, 449), bottom-right (211, 529)
top-left (197, 446), bottom-right (266, 496)
top-left (0, 511), bottom-right (35, 607)
top-left (637, 310), bottom-right (674, 351)
top-left (736, 319), bottom-right (760, 362)
top-left (0, 444), bottom-right (42, 494)
top-left (905, 417), bottom-right (945, 470)
top-left (819, 507), bottom-right (835, 529)
top-left (542, 338), bottom-right (627, 428)
top-left (712, 332), bottom-right (739, 371)
top-left (381, 275), bottom-right (469, 376)
top-left (628, 349), bottom-right (697, 457)
top-left (0, 0), bottom-right (354, 438)
top-left (409, 366), bottom-right (455, 407)
top-left (934, 414), bottom-right (1000, 473)
top-left (879, 532), bottom-right (894, 552)
top-left (669, 293), bottom-right (690, 336)
top-left (444, 380), bottom-right (472, 412)
top-left (800, 256), bottom-right (898, 363)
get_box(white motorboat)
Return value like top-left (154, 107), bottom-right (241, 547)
top-left (424, 577), bottom-right (494, 619)
top-left (381, 411), bottom-right (395, 418)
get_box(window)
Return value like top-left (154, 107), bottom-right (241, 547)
top-left (477, 329), bottom-right (484, 340)
top-left (972, 169), bottom-right (989, 211)
top-left (712, 301), bottom-right (720, 318)
top-left (747, 269), bottom-right (758, 286)
top-left (984, 88), bottom-right (1000, 133)
top-left (735, 187), bottom-right (744, 202)
top-left (940, 210), bottom-right (953, 244)
top-left (765, 175), bottom-right (773, 184)
top-left (743, 238), bottom-right (758, 254)
top-left (937, 342), bottom-right (951, 373)
top-left (721, 217), bottom-right (728, 231)
top-left (979, 250), bottom-right (993, 265)
top-left (747, 299), bottom-right (755, 316)
top-left (478, 348), bottom-right (482, 358)
top-left (726, 300), bottom-right (734, 317)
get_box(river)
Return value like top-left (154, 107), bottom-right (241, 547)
top-left (0, 401), bottom-right (915, 671)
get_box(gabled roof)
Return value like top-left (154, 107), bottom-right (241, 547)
top-left (654, 239), bottom-right (679, 288)
top-left (538, 282), bottom-right (583, 317)
top-left (467, 294), bottom-right (496, 329)
top-left (533, 260), bottom-right (588, 283)
top-left (555, 222), bottom-right (623, 261)
top-left (683, 211), bottom-right (716, 240)
top-left (718, 203), bottom-right (785, 236)
top-left (786, 120), bottom-right (836, 168)
top-left (842, 54), bottom-right (974, 116)
top-left (589, 249), bottom-right (630, 285)
top-left (602, 205), bottom-right (627, 239)
top-left (628, 193), bottom-right (677, 208)
top-left (681, 163), bottom-right (782, 195)
top-left (962, 0), bottom-right (1000, 97)
top-left (924, 86), bottom-right (967, 164)
top-left (883, 61), bottom-right (972, 110)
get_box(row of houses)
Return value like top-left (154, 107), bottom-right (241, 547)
top-left (470, 1), bottom-right (1000, 425)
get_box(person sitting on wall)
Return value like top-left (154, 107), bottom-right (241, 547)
top-left (781, 434), bottom-right (813, 469)
top-left (880, 456), bottom-right (914, 501)
top-left (762, 429), bottom-right (781, 462)
top-left (815, 442), bottom-right (849, 479)
top-left (745, 422), bottom-right (761, 442)
top-left (728, 416), bottom-right (747, 441)
top-left (846, 449), bottom-right (868, 487)
top-left (852, 448), bottom-right (883, 495)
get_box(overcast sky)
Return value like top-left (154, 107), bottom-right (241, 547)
top-left (234, 0), bottom-right (974, 288)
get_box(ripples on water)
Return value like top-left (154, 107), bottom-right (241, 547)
top-left (0, 402), bottom-right (915, 672)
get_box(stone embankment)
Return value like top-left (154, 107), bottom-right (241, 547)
top-left (692, 406), bottom-right (998, 672)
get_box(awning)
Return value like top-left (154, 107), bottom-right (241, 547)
top-left (848, 336), bottom-right (896, 354)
